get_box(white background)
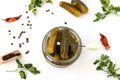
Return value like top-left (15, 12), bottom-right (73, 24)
top-left (0, 0), bottom-right (120, 80)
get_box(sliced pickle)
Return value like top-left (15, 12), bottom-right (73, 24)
top-left (60, 29), bottom-right (69, 60)
top-left (46, 29), bottom-right (59, 54)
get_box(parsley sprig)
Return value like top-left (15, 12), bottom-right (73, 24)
top-left (28, 0), bottom-right (52, 15)
top-left (94, 0), bottom-right (120, 22)
top-left (7, 59), bottom-right (40, 79)
top-left (94, 54), bottom-right (120, 80)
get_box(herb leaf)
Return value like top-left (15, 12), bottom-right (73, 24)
top-left (24, 64), bottom-right (40, 74)
top-left (28, 0), bottom-right (42, 16)
top-left (100, 0), bottom-right (110, 8)
top-left (28, 0), bottom-right (52, 15)
top-left (16, 59), bottom-right (23, 68)
top-left (24, 64), bottom-right (33, 69)
top-left (101, 54), bottom-right (109, 60)
top-left (94, 54), bottom-right (120, 80)
top-left (8, 59), bottom-right (40, 79)
top-left (27, 67), bottom-right (40, 74)
top-left (94, 0), bottom-right (120, 22)
top-left (19, 71), bottom-right (26, 79)
top-left (94, 60), bottom-right (100, 65)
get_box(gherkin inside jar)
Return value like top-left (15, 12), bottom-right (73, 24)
top-left (42, 27), bottom-right (82, 68)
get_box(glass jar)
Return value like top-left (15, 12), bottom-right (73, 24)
top-left (42, 26), bottom-right (82, 68)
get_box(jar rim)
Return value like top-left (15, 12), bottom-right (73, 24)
top-left (42, 26), bottom-right (82, 67)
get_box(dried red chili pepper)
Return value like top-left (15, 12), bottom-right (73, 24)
top-left (3, 15), bottom-right (22, 23)
top-left (100, 33), bottom-right (110, 50)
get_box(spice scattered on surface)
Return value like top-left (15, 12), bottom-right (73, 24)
top-left (25, 50), bottom-right (30, 54)
top-left (27, 24), bottom-right (29, 26)
top-left (19, 43), bottom-right (22, 48)
top-left (11, 43), bottom-right (13, 45)
top-left (18, 31), bottom-right (26, 38)
top-left (22, 42), bottom-right (24, 45)
top-left (3, 15), bottom-right (22, 23)
top-left (8, 7), bottom-right (33, 56)
top-left (21, 23), bottom-right (24, 26)
top-left (28, 21), bottom-right (30, 23)
top-left (8, 30), bottom-right (11, 35)
top-left (46, 9), bottom-right (50, 12)
top-left (100, 33), bottom-right (110, 50)
top-left (51, 12), bottom-right (54, 15)
top-left (13, 36), bottom-right (16, 39)
top-left (29, 24), bottom-right (32, 26)
top-left (29, 27), bottom-right (32, 29)
top-left (8, 30), bottom-right (11, 32)
top-left (25, 11), bottom-right (28, 14)
top-left (64, 22), bottom-right (67, 25)
top-left (45, 9), bottom-right (55, 15)
top-left (27, 16), bottom-right (29, 19)
top-left (26, 38), bottom-right (29, 43)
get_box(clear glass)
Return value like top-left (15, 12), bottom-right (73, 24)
top-left (42, 26), bottom-right (82, 68)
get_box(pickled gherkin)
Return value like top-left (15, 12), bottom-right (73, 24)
top-left (46, 29), bottom-right (59, 54)
top-left (59, 0), bottom-right (88, 17)
top-left (68, 32), bottom-right (78, 55)
top-left (71, 0), bottom-right (88, 14)
top-left (60, 29), bottom-right (70, 59)
top-left (59, 1), bottom-right (81, 17)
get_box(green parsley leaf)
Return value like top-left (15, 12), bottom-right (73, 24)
top-left (24, 64), bottom-right (33, 69)
top-left (96, 66), bottom-right (102, 70)
top-left (32, 9), bottom-right (37, 16)
top-left (101, 54), bottom-right (109, 60)
top-left (8, 59), bottom-right (40, 79)
top-left (94, 60), bottom-right (100, 65)
top-left (16, 59), bottom-right (23, 68)
top-left (100, 0), bottom-right (110, 8)
top-left (94, 54), bottom-right (120, 80)
top-left (28, 0), bottom-right (53, 15)
top-left (93, 12), bottom-right (108, 22)
top-left (28, 0), bottom-right (42, 15)
top-left (24, 64), bottom-right (40, 74)
top-left (34, 0), bottom-right (42, 7)
top-left (94, 0), bottom-right (120, 22)
top-left (19, 71), bottom-right (26, 79)
top-left (27, 67), bottom-right (40, 74)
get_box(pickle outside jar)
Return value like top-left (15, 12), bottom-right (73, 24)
top-left (42, 26), bottom-right (82, 68)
